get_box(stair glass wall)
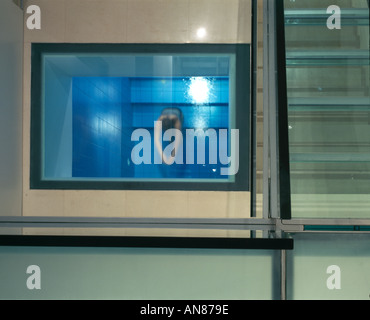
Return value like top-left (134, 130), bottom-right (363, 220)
top-left (283, 0), bottom-right (370, 218)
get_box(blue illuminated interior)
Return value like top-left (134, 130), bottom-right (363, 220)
top-left (42, 53), bottom-right (235, 182)
top-left (72, 76), bottom-right (230, 179)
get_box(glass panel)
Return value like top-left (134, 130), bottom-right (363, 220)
top-left (283, 0), bottom-right (370, 218)
top-left (0, 246), bottom-right (277, 299)
top-left (41, 52), bottom-right (237, 183)
top-left (287, 233), bottom-right (370, 300)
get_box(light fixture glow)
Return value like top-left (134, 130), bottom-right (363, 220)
top-left (196, 27), bottom-right (207, 38)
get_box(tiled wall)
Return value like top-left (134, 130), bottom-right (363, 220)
top-left (22, 0), bottom-right (252, 224)
top-left (71, 76), bottom-right (229, 179)
top-left (131, 77), bottom-right (229, 128)
top-left (72, 77), bottom-right (126, 178)
top-left (23, 0), bottom-right (251, 44)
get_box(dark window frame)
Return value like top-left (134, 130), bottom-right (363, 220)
top-left (30, 43), bottom-right (252, 192)
top-left (275, 1), bottom-right (292, 219)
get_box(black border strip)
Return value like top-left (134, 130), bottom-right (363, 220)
top-left (30, 43), bottom-right (251, 192)
top-left (275, 1), bottom-right (292, 220)
top-left (0, 235), bottom-right (293, 250)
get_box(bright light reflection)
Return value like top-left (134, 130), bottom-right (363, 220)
top-left (188, 77), bottom-right (211, 104)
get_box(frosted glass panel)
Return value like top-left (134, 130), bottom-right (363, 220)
top-left (0, 246), bottom-right (277, 300)
top-left (287, 233), bottom-right (370, 300)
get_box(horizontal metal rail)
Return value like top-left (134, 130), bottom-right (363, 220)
top-left (288, 97), bottom-right (370, 112)
top-left (2, 217), bottom-right (370, 234)
top-left (286, 49), bottom-right (370, 66)
top-left (285, 8), bottom-right (369, 26)
top-left (290, 152), bottom-right (370, 163)
top-left (0, 217), bottom-right (275, 231)
top-left (278, 218), bottom-right (370, 233)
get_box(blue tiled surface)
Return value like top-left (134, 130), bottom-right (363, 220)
top-left (130, 77), bottom-right (229, 105)
top-left (72, 77), bottom-right (230, 179)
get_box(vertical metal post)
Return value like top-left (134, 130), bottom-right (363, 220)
top-left (280, 249), bottom-right (287, 300)
top-left (262, 0), bottom-right (271, 219)
top-left (268, 0), bottom-right (280, 219)
top-left (264, 1), bottom-right (288, 296)
top-left (263, 0), bottom-right (279, 219)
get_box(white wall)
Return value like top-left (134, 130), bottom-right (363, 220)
top-left (0, 0), bottom-right (23, 218)
top-left (22, 0), bottom-right (252, 224)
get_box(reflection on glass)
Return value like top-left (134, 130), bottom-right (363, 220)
top-left (187, 77), bottom-right (213, 105)
top-left (283, 0), bottom-right (370, 218)
top-left (42, 53), bottom-right (235, 182)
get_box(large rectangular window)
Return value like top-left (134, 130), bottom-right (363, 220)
top-left (30, 44), bottom-right (251, 190)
